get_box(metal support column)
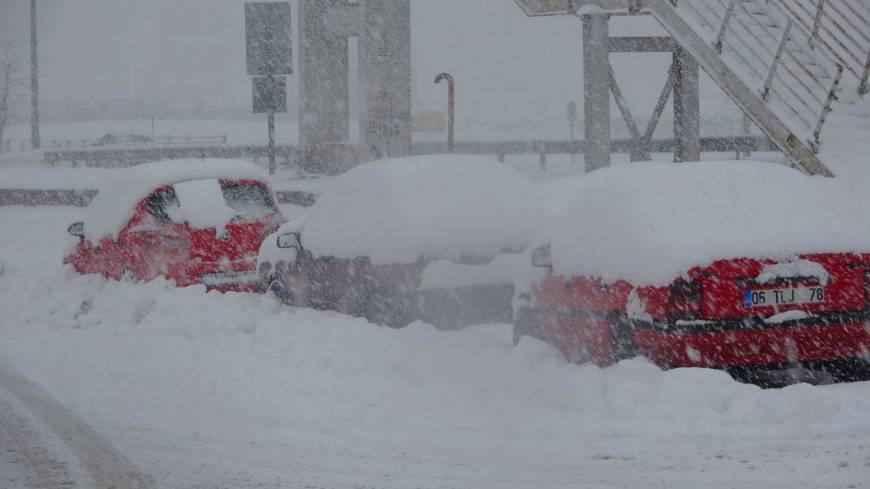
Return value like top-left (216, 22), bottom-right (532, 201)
top-left (582, 14), bottom-right (611, 171)
top-left (672, 46), bottom-right (700, 162)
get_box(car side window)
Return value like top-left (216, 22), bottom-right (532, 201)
top-left (143, 189), bottom-right (180, 223)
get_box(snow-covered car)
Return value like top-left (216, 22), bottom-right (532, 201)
top-left (64, 159), bottom-right (285, 292)
top-left (514, 161), bottom-right (870, 384)
top-left (258, 155), bottom-right (541, 327)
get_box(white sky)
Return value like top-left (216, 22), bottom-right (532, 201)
top-left (0, 1), bottom-right (670, 102)
top-left (0, 0), bottom-right (735, 126)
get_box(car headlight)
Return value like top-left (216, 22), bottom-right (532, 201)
top-left (276, 232), bottom-right (301, 249)
top-left (531, 245), bottom-right (552, 268)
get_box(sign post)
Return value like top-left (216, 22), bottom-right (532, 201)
top-left (566, 100), bottom-right (578, 164)
top-left (245, 2), bottom-right (292, 174)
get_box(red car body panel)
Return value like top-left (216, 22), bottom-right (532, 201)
top-left (65, 179), bottom-right (284, 292)
top-left (527, 253), bottom-right (870, 369)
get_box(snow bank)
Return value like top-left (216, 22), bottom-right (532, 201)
top-left (550, 161), bottom-right (870, 286)
top-left (81, 159), bottom-right (270, 241)
top-left (293, 155), bottom-right (541, 264)
top-left (3, 206), bottom-right (870, 488)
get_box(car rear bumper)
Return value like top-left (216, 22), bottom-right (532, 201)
top-left (191, 260), bottom-right (260, 292)
top-left (633, 311), bottom-right (870, 368)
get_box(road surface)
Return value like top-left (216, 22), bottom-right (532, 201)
top-left (0, 361), bottom-right (153, 489)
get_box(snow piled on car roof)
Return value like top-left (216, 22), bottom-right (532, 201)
top-left (295, 155), bottom-right (541, 264)
top-left (550, 161), bottom-right (870, 286)
top-left (82, 159), bottom-right (269, 241)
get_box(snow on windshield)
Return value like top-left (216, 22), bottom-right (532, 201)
top-left (171, 179), bottom-right (235, 230)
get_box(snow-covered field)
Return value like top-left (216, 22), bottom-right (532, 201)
top-left (2, 205), bottom-right (870, 488)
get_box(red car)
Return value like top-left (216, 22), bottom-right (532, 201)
top-left (64, 159), bottom-right (285, 292)
top-left (514, 162), bottom-right (870, 385)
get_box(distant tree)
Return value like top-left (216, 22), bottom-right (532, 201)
top-left (0, 42), bottom-right (26, 151)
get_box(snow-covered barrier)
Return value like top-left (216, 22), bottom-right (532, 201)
top-left (0, 188), bottom-right (318, 207)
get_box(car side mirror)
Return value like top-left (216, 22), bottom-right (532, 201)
top-left (67, 221), bottom-right (85, 240)
top-left (531, 245), bottom-right (552, 268)
top-left (277, 232), bottom-right (301, 249)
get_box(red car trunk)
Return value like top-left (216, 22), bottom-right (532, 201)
top-left (528, 253), bottom-right (870, 372)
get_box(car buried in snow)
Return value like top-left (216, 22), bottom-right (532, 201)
top-left (258, 155), bottom-right (541, 328)
top-left (513, 161), bottom-right (870, 385)
top-left (64, 159), bottom-right (285, 292)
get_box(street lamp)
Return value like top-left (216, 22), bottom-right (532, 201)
top-left (434, 72), bottom-right (454, 154)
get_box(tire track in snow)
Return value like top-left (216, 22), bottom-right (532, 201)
top-left (0, 361), bottom-right (154, 489)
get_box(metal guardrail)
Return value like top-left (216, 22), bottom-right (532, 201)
top-left (775, 0), bottom-right (870, 95)
top-left (2, 135), bottom-right (229, 153)
top-left (677, 0), bottom-right (844, 149)
top-left (0, 188), bottom-right (320, 208)
top-left (39, 136), bottom-right (770, 168)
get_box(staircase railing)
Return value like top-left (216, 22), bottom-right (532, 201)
top-left (674, 0), bottom-right (844, 149)
top-left (774, 0), bottom-right (870, 95)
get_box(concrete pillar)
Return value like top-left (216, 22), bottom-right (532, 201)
top-left (359, 0), bottom-right (412, 162)
top-left (299, 0), bottom-right (351, 151)
top-left (582, 14), bottom-right (611, 172)
top-left (673, 46), bottom-right (701, 162)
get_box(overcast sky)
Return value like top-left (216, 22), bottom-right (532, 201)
top-left (0, 0), bottom-right (733, 124)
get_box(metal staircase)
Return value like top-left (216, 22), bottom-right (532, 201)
top-left (773, 0), bottom-right (870, 96)
top-left (649, 0), bottom-right (845, 175)
top-left (515, 0), bottom-right (870, 176)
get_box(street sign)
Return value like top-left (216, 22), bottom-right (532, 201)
top-left (245, 2), bottom-right (293, 76)
top-left (514, 0), bottom-right (573, 16)
top-left (252, 76), bottom-right (287, 113)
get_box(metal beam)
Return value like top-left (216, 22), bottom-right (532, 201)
top-left (608, 36), bottom-right (677, 52)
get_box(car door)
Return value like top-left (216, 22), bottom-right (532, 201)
top-left (119, 188), bottom-right (191, 284)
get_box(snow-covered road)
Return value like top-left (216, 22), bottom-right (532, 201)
top-left (0, 360), bottom-right (153, 489)
top-left (1, 206), bottom-right (869, 488)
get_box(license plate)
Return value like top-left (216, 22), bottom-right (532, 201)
top-left (744, 286), bottom-right (825, 308)
top-left (202, 270), bottom-right (260, 287)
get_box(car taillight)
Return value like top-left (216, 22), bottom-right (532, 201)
top-left (667, 280), bottom-right (702, 321)
top-left (864, 270), bottom-right (870, 307)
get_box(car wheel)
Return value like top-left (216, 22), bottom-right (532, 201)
top-left (513, 307), bottom-right (544, 346)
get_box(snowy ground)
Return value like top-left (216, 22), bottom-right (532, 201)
top-left (1, 206), bottom-right (870, 488)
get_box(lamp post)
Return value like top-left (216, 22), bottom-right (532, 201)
top-left (434, 72), bottom-right (454, 154)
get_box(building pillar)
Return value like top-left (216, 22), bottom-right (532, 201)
top-left (299, 0), bottom-right (351, 171)
top-left (673, 46), bottom-right (701, 162)
top-left (359, 0), bottom-right (411, 162)
top-left (582, 14), bottom-right (611, 172)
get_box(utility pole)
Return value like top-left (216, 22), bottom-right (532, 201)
top-left (30, 0), bottom-right (40, 149)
